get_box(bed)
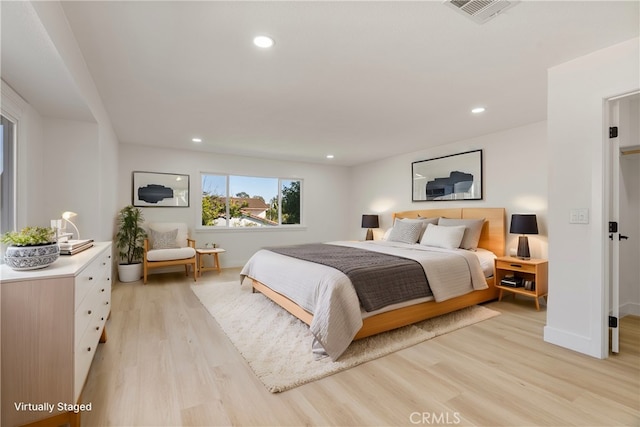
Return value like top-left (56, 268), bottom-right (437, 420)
top-left (240, 207), bottom-right (505, 360)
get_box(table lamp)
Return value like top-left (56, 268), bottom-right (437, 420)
top-left (62, 211), bottom-right (80, 240)
top-left (510, 214), bottom-right (538, 259)
top-left (361, 214), bottom-right (379, 241)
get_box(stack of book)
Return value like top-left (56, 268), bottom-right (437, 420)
top-left (59, 239), bottom-right (94, 255)
top-left (500, 275), bottom-right (523, 288)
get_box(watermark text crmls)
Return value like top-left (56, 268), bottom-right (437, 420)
top-left (409, 411), bottom-right (461, 425)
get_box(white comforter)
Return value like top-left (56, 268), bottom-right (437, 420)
top-left (240, 240), bottom-right (489, 360)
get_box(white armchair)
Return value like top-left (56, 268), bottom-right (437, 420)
top-left (143, 222), bottom-right (197, 284)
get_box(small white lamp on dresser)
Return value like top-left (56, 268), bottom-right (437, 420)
top-left (1, 242), bottom-right (112, 427)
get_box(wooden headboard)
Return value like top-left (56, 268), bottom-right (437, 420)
top-left (392, 207), bottom-right (506, 256)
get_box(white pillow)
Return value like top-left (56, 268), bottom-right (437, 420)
top-left (438, 217), bottom-right (485, 250)
top-left (387, 219), bottom-right (423, 244)
top-left (420, 224), bottom-right (466, 249)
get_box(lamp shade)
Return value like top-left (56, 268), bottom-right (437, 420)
top-left (62, 211), bottom-right (77, 220)
top-left (361, 214), bottom-right (379, 229)
top-left (62, 211), bottom-right (80, 240)
top-left (510, 214), bottom-right (538, 235)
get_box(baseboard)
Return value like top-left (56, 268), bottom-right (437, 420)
top-left (543, 325), bottom-right (604, 359)
top-left (620, 302), bottom-right (640, 317)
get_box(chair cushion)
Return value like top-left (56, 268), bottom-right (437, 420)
top-left (147, 247), bottom-right (196, 262)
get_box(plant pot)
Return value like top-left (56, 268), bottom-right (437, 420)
top-left (4, 243), bottom-right (60, 270)
top-left (118, 262), bottom-right (142, 283)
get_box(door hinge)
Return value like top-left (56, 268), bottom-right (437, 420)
top-left (609, 126), bottom-right (618, 138)
top-left (609, 221), bottom-right (618, 233)
top-left (609, 316), bottom-right (618, 328)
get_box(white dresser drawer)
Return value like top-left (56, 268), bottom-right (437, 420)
top-left (74, 278), bottom-right (110, 348)
top-left (74, 322), bottom-right (102, 401)
top-left (75, 261), bottom-right (102, 310)
top-left (74, 250), bottom-right (111, 310)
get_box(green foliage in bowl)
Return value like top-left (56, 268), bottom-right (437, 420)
top-left (1, 226), bottom-right (57, 246)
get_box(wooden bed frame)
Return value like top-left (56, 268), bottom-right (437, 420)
top-left (251, 207), bottom-right (505, 340)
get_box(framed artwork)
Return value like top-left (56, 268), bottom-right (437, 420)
top-left (411, 149), bottom-right (483, 202)
top-left (132, 171), bottom-right (190, 207)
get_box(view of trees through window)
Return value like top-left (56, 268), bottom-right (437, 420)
top-left (201, 174), bottom-right (301, 227)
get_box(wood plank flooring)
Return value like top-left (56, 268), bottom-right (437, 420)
top-left (81, 269), bottom-right (640, 426)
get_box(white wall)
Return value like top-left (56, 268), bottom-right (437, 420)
top-left (29, 1), bottom-right (120, 241)
top-left (42, 118), bottom-right (100, 238)
top-left (118, 144), bottom-right (351, 267)
top-left (545, 38), bottom-right (640, 358)
top-left (349, 121), bottom-right (549, 258)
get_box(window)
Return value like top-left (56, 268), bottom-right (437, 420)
top-left (201, 173), bottom-right (302, 228)
top-left (1, 115), bottom-right (15, 235)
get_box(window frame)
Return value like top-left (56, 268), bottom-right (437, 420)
top-left (198, 172), bottom-right (304, 230)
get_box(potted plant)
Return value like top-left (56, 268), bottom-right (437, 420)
top-left (1, 226), bottom-right (59, 270)
top-left (115, 205), bottom-right (147, 282)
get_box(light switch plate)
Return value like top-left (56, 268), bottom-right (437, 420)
top-left (570, 208), bottom-right (589, 224)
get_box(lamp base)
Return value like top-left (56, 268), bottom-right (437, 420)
top-left (365, 229), bottom-right (374, 241)
top-left (517, 235), bottom-right (531, 259)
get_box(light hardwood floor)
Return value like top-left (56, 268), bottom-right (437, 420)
top-left (81, 269), bottom-right (640, 426)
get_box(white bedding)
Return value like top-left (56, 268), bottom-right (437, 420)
top-left (240, 240), bottom-right (494, 360)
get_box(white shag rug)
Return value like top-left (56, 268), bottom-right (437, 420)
top-left (191, 280), bottom-right (500, 393)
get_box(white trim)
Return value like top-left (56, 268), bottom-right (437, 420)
top-left (1, 81), bottom-right (27, 233)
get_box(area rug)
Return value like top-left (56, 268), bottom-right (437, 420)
top-left (191, 280), bottom-right (500, 393)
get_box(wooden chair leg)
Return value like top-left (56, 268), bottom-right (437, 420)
top-left (143, 262), bottom-right (148, 284)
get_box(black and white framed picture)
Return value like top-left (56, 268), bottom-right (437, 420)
top-left (132, 171), bottom-right (190, 207)
top-left (411, 149), bottom-right (483, 202)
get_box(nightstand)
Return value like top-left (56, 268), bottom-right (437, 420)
top-left (494, 256), bottom-right (548, 310)
top-left (196, 247), bottom-right (226, 277)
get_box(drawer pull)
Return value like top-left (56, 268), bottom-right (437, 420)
top-left (105, 301), bottom-right (109, 305)
top-left (95, 326), bottom-right (100, 331)
top-left (87, 347), bottom-right (92, 352)
top-left (101, 288), bottom-right (105, 292)
top-left (510, 264), bottom-right (523, 268)
top-left (88, 310), bottom-right (92, 315)
top-left (88, 277), bottom-right (94, 281)
top-left (101, 317), bottom-right (105, 321)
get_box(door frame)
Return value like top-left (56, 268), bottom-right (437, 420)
top-left (603, 90), bottom-right (640, 355)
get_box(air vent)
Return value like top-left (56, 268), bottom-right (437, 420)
top-left (445, 0), bottom-right (518, 24)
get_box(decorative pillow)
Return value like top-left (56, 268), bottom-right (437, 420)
top-left (420, 224), bottom-right (466, 249)
top-left (399, 217), bottom-right (438, 240)
top-left (437, 218), bottom-right (485, 250)
top-left (382, 217), bottom-right (438, 242)
top-left (150, 228), bottom-right (179, 250)
top-left (387, 219), bottom-right (423, 244)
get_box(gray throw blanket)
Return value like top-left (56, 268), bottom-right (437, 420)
top-left (267, 243), bottom-right (432, 311)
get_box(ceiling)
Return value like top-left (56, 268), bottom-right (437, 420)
top-left (5, 1), bottom-right (640, 166)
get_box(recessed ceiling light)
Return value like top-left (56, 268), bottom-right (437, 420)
top-left (253, 35), bottom-right (275, 49)
top-left (471, 107), bottom-right (486, 114)
top-left (326, 154), bottom-right (334, 159)
top-left (192, 137), bottom-right (202, 143)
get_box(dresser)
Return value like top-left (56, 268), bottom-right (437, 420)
top-left (1, 242), bottom-right (112, 427)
